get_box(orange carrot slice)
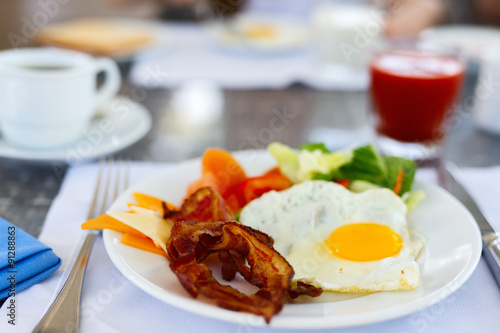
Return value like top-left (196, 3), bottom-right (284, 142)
top-left (121, 231), bottom-right (169, 258)
top-left (393, 169), bottom-right (404, 195)
top-left (201, 148), bottom-right (247, 180)
top-left (185, 173), bottom-right (219, 197)
top-left (132, 192), bottom-right (178, 212)
top-left (186, 148), bottom-right (247, 197)
top-left (263, 166), bottom-right (282, 176)
top-left (81, 214), bottom-right (136, 233)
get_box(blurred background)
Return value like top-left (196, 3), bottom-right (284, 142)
top-left (2, 0), bottom-right (500, 161)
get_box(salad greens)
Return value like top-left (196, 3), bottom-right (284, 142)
top-left (337, 145), bottom-right (387, 186)
top-left (299, 142), bottom-right (331, 154)
top-left (268, 142), bottom-right (352, 184)
top-left (338, 145), bottom-right (417, 196)
top-left (267, 142), bottom-right (300, 183)
top-left (402, 190), bottom-right (426, 212)
top-left (267, 142), bottom-right (421, 199)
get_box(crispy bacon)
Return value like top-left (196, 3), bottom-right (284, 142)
top-left (161, 201), bottom-right (176, 220)
top-left (167, 221), bottom-right (294, 323)
top-left (288, 281), bottom-right (323, 299)
top-left (170, 187), bottom-right (277, 281)
top-left (163, 187), bottom-right (322, 322)
top-left (171, 187), bottom-right (243, 272)
top-left (175, 187), bottom-right (235, 222)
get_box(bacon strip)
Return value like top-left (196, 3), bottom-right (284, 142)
top-left (174, 186), bottom-right (235, 222)
top-left (288, 281), bottom-right (323, 299)
top-left (167, 221), bottom-right (293, 323)
top-left (163, 187), bottom-right (322, 322)
top-left (172, 187), bottom-right (242, 272)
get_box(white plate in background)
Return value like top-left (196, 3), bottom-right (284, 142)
top-left (205, 15), bottom-right (309, 54)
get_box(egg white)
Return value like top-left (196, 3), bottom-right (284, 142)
top-left (239, 181), bottom-right (424, 293)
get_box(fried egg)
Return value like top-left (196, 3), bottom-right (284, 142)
top-left (239, 181), bottom-right (424, 292)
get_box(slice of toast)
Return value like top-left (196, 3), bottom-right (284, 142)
top-left (36, 18), bottom-right (153, 56)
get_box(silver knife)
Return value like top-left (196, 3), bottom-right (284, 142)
top-left (446, 169), bottom-right (500, 287)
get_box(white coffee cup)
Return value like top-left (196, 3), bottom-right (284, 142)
top-left (0, 47), bottom-right (121, 149)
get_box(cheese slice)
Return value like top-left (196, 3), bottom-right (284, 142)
top-left (129, 206), bottom-right (163, 219)
top-left (107, 211), bottom-right (173, 254)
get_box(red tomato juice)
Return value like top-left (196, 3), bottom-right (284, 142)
top-left (370, 51), bottom-right (465, 143)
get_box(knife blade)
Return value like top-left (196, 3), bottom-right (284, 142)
top-left (446, 169), bottom-right (500, 287)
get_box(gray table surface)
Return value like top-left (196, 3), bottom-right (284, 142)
top-left (1, 70), bottom-right (500, 238)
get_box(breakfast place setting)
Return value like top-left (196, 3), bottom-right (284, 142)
top-left (1, 0), bottom-right (500, 332)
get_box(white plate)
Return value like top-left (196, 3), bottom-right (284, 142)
top-left (420, 25), bottom-right (500, 58)
top-left (0, 97), bottom-right (152, 162)
top-left (205, 15), bottom-right (309, 54)
top-left (103, 150), bottom-right (482, 329)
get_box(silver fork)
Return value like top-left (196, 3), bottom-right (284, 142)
top-left (34, 158), bottom-right (130, 333)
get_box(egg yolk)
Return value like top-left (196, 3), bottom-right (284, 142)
top-left (326, 223), bottom-right (403, 261)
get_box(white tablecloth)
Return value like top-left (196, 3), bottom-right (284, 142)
top-left (129, 24), bottom-right (369, 91)
top-left (2, 163), bottom-right (500, 332)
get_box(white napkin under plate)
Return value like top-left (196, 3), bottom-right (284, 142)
top-left (2, 162), bottom-right (500, 333)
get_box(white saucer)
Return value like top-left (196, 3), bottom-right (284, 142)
top-left (0, 97), bottom-right (152, 163)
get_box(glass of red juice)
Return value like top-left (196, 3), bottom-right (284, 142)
top-left (370, 42), bottom-right (465, 160)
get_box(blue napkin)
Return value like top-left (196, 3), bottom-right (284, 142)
top-left (0, 217), bottom-right (61, 300)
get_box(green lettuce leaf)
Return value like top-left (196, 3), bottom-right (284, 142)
top-left (383, 156), bottom-right (417, 196)
top-left (334, 144), bottom-right (417, 196)
top-left (297, 149), bottom-right (352, 182)
top-left (268, 142), bottom-right (300, 183)
top-left (402, 190), bottom-right (426, 212)
top-left (299, 142), bottom-right (331, 153)
top-left (349, 180), bottom-right (382, 193)
top-left (267, 142), bottom-right (352, 183)
top-left (338, 145), bottom-right (387, 185)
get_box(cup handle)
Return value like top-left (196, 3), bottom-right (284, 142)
top-left (94, 57), bottom-right (121, 110)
